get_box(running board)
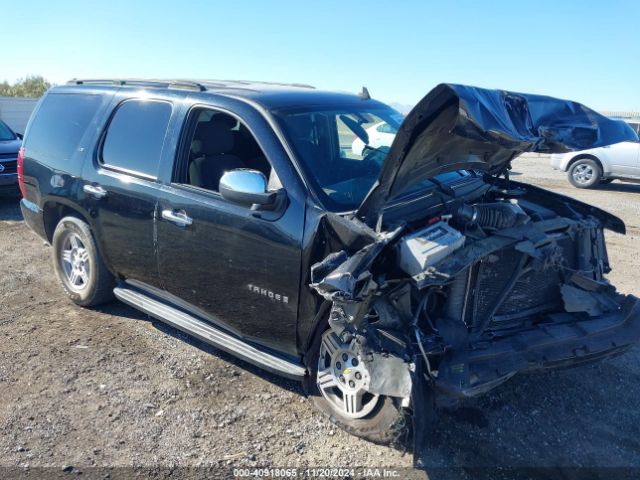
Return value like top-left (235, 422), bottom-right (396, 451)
top-left (113, 286), bottom-right (307, 380)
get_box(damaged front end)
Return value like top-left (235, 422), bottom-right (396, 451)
top-left (310, 194), bottom-right (640, 464)
top-left (307, 84), bottom-right (640, 464)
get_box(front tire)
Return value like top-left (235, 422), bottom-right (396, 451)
top-left (568, 158), bottom-right (601, 188)
top-left (304, 328), bottom-right (407, 445)
top-left (52, 215), bottom-right (115, 307)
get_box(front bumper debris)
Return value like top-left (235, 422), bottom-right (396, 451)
top-left (435, 294), bottom-right (640, 397)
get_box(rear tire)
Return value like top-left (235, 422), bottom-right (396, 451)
top-left (52, 215), bottom-right (115, 307)
top-left (568, 158), bottom-right (601, 188)
top-left (303, 327), bottom-right (408, 445)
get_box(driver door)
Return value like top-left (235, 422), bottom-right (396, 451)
top-left (156, 103), bottom-right (305, 356)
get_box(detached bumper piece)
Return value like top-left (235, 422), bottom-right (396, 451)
top-left (435, 294), bottom-right (640, 398)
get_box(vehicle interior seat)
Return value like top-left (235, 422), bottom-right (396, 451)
top-left (188, 119), bottom-right (245, 191)
top-left (234, 124), bottom-right (271, 177)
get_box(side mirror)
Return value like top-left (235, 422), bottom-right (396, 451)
top-left (16, 133), bottom-right (23, 140)
top-left (219, 169), bottom-right (279, 208)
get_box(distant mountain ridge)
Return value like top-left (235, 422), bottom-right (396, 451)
top-left (388, 102), bottom-right (414, 115)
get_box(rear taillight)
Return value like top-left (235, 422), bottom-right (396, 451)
top-left (17, 146), bottom-right (26, 198)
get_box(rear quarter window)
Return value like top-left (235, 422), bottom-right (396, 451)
top-left (627, 122), bottom-right (640, 135)
top-left (100, 99), bottom-right (172, 179)
top-left (0, 120), bottom-right (16, 141)
top-left (25, 93), bottom-right (102, 170)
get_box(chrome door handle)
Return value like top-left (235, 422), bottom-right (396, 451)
top-left (83, 184), bottom-right (107, 199)
top-left (161, 209), bottom-right (193, 226)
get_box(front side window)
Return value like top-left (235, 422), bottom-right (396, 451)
top-left (0, 120), bottom-right (16, 141)
top-left (101, 99), bottom-right (172, 178)
top-left (174, 108), bottom-right (276, 193)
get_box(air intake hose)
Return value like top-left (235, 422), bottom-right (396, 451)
top-left (456, 202), bottom-right (529, 230)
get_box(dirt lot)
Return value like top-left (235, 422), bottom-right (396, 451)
top-left (1, 157), bottom-right (639, 479)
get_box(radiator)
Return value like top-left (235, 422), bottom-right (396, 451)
top-left (468, 235), bottom-right (577, 331)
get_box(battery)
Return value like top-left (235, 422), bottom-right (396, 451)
top-left (398, 221), bottom-right (465, 276)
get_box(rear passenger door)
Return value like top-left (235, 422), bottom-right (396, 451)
top-left (81, 94), bottom-right (184, 288)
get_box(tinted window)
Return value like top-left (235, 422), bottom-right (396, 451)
top-left (179, 108), bottom-right (273, 193)
top-left (627, 122), bottom-right (640, 135)
top-left (0, 120), bottom-right (16, 141)
top-left (101, 100), bottom-right (172, 178)
top-left (274, 105), bottom-right (405, 210)
top-left (25, 93), bottom-right (102, 169)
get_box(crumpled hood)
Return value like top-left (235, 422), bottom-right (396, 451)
top-left (0, 139), bottom-right (21, 156)
top-left (357, 83), bottom-right (639, 226)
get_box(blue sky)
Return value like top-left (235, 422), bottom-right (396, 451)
top-left (3, 0), bottom-right (639, 111)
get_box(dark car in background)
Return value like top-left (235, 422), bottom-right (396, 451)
top-left (18, 79), bottom-right (640, 465)
top-left (0, 119), bottom-right (22, 194)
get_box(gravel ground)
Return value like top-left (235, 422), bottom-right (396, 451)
top-left (1, 157), bottom-right (639, 479)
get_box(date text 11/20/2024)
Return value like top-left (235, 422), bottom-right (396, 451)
top-left (233, 468), bottom-right (402, 477)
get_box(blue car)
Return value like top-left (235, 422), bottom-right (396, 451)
top-left (0, 119), bottom-right (22, 193)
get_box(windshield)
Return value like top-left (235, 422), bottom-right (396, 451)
top-left (273, 104), bottom-right (406, 210)
top-left (274, 104), bottom-right (472, 211)
top-left (0, 120), bottom-right (16, 141)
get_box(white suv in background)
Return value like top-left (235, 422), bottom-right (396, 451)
top-left (550, 120), bottom-right (640, 188)
top-left (351, 121), bottom-right (398, 156)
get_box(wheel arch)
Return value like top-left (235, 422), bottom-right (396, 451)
top-left (301, 300), bottom-right (332, 368)
top-left (43, 201), bottom-right (113, 275)
top-left (566, 154), bottom-right (604, 175)
top-left (42, 201), bottom-right (93, 243)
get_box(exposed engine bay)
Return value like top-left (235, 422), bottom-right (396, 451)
top-left (309, 177), bottom-right (640, 463)
top-left (305, 84), bottom-right (640, 465)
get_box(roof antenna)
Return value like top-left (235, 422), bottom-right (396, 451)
top-left (359, 86), bottom-right (370, 100)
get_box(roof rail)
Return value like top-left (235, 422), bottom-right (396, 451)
top-left (66, 78), bottom-right (316, 92)
top-left (67, 78), bottom-right (206, 92)
top-left (218, 79), bottom-right (315, 89)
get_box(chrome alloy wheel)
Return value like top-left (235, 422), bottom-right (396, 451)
top-left (317, 330), bottom-right (380, 419)
top-left (572, 163), bottom-right (594, 185)
top-left (59, 232), bottom-right (91, 291)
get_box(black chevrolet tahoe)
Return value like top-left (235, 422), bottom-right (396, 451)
top-left (19, 79), bottom-right (640, 464)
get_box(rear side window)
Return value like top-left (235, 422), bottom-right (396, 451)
top-left (101, 99), bottom-right (172, 178)
top-left (25, 93), bottom-right (102, 169)
top-left (0, 120), bottom-right (16, 141)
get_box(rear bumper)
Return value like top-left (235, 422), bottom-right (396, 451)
top-left (435, 294), bottom-right (640, 397)
top-left (20, 198), bottom-right (48, 241)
